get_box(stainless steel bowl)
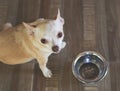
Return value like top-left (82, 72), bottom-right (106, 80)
top-left (72, 51), bottom-right (109, 84)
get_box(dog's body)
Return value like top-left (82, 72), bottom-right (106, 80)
top-left (0, 10), bottom-right (66, 78)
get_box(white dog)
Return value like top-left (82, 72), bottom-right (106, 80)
top-left (0, 9), bottom-right (66, 78)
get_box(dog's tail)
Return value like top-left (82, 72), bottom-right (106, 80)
top-left (3, 22), bottom-right (12, 30)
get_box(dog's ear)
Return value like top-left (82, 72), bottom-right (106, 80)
top-left (55, 9), bottom-right (64, 25)
top-left (23, 22), bottom-right (35, 35)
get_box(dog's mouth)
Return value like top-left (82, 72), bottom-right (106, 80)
top-left (53, 50), bottom-right (61, 54)
top-left (52, 49), bottom-right (60, 54)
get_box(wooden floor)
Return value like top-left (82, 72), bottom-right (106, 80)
top-left (0, 0), bottom-right (120, 91)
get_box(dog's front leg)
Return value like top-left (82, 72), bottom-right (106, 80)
top-left (36, 57), bottom-right (52, 78)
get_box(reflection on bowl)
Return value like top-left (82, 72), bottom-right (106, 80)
top-left (72, 51), bottom-right (109, 84)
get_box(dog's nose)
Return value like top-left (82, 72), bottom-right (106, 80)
top-left (52, 45), bottom-right (59, 52)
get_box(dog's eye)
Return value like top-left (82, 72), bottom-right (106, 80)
top-left (41, 38), bottom-right (48, 44)
top-left (57, 32), bottom-right (62, 38)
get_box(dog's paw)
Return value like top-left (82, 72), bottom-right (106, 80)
top-left (43, 68), bottom-right (52, 78)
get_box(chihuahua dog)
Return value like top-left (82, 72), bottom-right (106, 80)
top-left (0, 9), bottom-right (66, 78)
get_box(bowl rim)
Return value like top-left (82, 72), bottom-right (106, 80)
top-left (72, 51), bottom-right (109, 84)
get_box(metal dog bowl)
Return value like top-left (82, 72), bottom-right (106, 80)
top-left (72, 51), bottom-right (108, 84)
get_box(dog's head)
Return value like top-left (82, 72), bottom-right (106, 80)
top-left (23, 9), bottom-right (66, 54)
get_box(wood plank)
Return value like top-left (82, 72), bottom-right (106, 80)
top-left (82, 0), bottom-right (96, 51)
top-left (110, 62), bottom-right (120, 91)
top-left (0, 63), bottom-right (17, 91)
top-left (60, 0), bottom-right (84, 91)
top-left (15, 62), bottom-right (35, 91)
top-left (6, 0), bottom-right (19, 25)
top-left (16, 0), bottom-right (41, 24)
top-left (94, 0), bottom-right (111, 91)
top-left (105, 0), bottom-right (120, 62)
top-left (39, 0), bottom-right (51, 18)
top-left (82, 0), bottom-right (99, 90)
top-left (0, 62), bottom-right (35, 91)
top-left (33, 63), bottom-right (46, 91)
top-left (84, 86), bottom-right (98, 91)
top-left (0, 0), bottom-right (8, 30)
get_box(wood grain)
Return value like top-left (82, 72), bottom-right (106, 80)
top-left (0, 0), bottom-right (120, 91)
top-left (0, 0), bottom-right (8, 30)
